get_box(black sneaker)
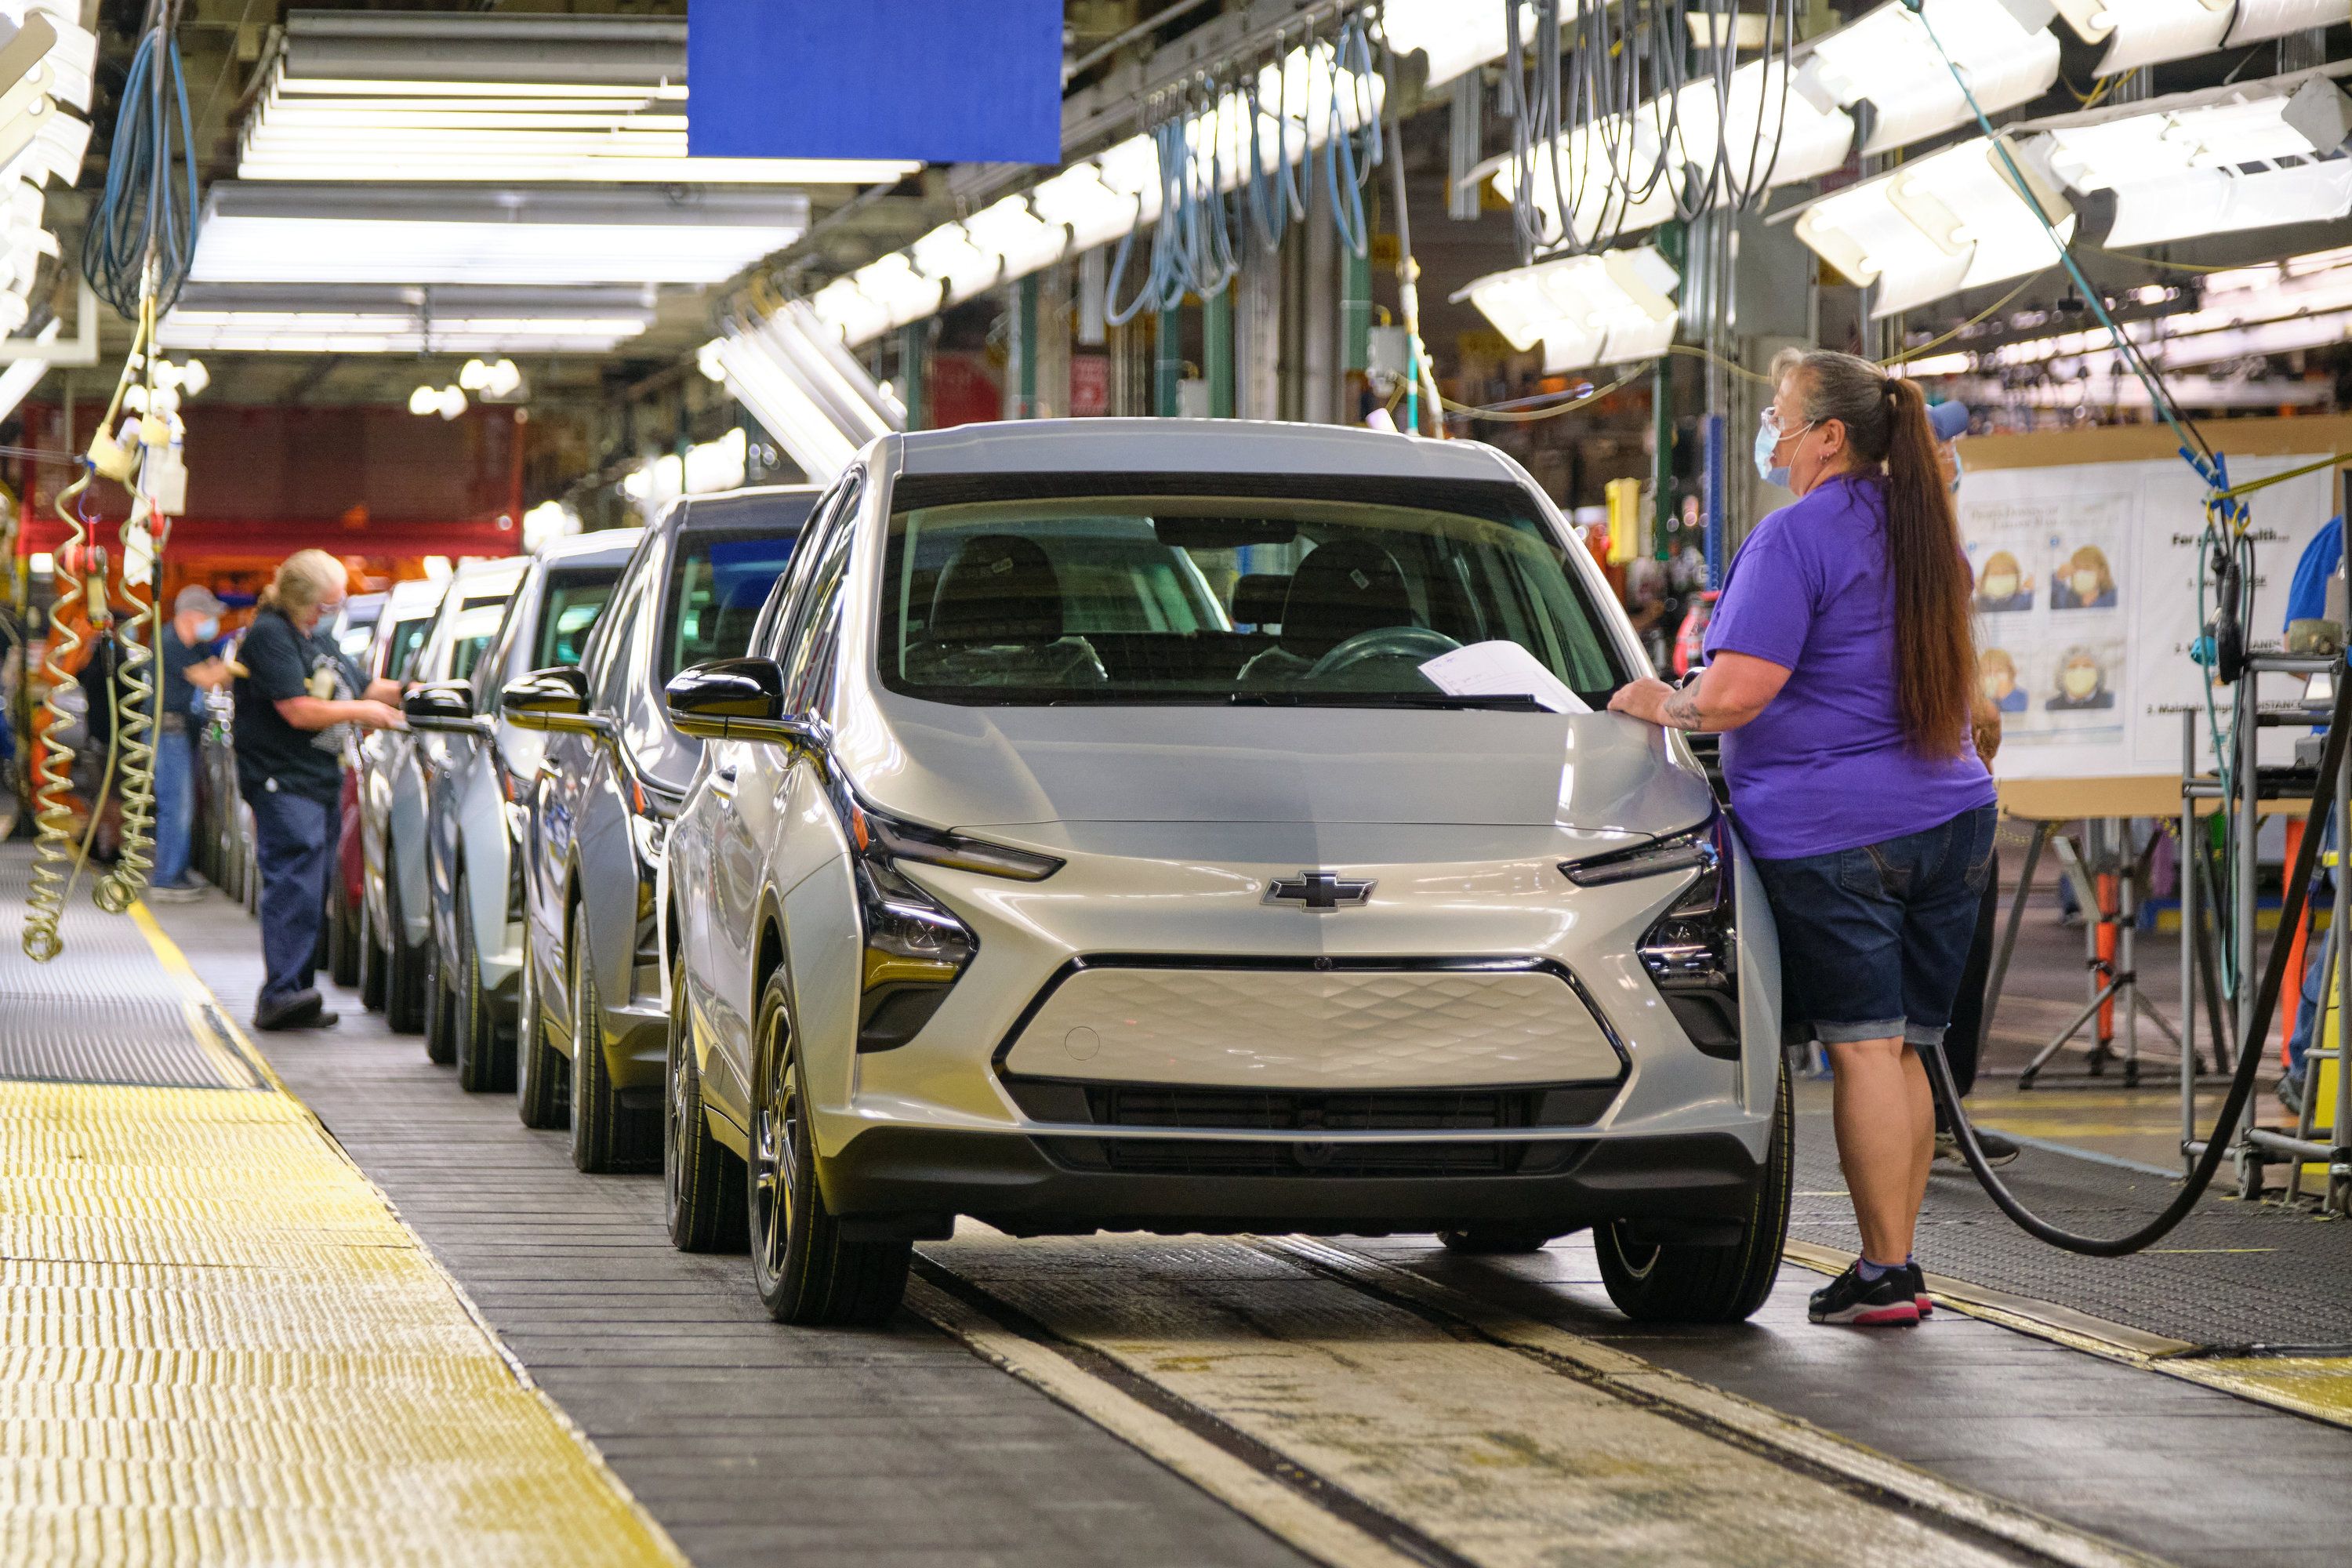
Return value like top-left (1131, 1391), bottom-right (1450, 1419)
top-left (1907, 1262), bottom-right (1934, 1318)
top-left (252, 990), bottom-right (325, 1032)
top-left (1935, 1127), bottom-right (2023, 1167)
top-left (1808, 1262), bottom-right (1921, 1327)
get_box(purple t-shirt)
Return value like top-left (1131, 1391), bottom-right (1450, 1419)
top-left (1703, 474), bottom-right (1994, 860)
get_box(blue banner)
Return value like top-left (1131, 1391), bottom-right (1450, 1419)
top-left (688, 0), bottom-right (1062, 165)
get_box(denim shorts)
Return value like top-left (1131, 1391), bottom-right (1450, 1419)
top-left (1750, 804), bottom-right (1998, 1047)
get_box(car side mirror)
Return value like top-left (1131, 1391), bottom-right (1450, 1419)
top-left (403, 680), bottom-right (487, 736)
top-left (665, 658), bottom-right (822, 748)
top-left (501, 666), bottom-right (610, 736)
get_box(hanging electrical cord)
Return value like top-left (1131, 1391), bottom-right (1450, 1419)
top-left (96, 297), bottom-right (167, 914)
top-left (82, 13), bottom-right (201, 318)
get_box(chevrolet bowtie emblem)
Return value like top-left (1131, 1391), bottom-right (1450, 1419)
top-left (1264, 869), bottom-right (1375, 912)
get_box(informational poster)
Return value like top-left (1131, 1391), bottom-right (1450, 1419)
top-left (1958, 453), bottom-right (2339, 781)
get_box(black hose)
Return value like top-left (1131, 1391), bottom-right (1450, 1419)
top-left (1924, 666), bottom-right (2351, 1255)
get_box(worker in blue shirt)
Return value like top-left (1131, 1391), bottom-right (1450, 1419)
top-left (2281, 514), bottom-right (2343, 1115)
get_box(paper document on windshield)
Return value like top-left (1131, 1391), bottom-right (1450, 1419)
top-left (1417, 641), bottom-right (1589, 713)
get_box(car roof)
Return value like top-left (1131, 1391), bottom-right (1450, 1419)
top-left (537, 526), bottom-right (643, 567)
top-left (885, 418), bottom-right (1524, 485)
top-left (449, 556), bottom-right (527, 590)
top-left (671, 485), bottom-right (823, 535)
top-left (384, 577), bottom-right (445, 612)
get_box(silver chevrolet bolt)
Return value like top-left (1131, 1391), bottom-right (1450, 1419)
top-left (659, 420), bottom-right (1787, 1327)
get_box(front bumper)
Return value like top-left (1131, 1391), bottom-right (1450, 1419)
top-left (819, 1123), bottom-right (1764, 1239)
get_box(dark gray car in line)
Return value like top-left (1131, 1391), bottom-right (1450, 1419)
top-left (502, 486), bottom-right (817, 1171)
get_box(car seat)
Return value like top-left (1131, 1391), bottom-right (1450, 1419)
top-left (906, 534), bottom-right (1106, 688)
top-left (1238, 540), bottom-right (1415, 684)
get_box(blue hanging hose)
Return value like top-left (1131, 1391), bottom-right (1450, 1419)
top-left (82, 26), bottom-right (202, 318)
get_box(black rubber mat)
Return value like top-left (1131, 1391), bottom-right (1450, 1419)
top-left (0, 848), bottom-right (258, 1090)
top-left (1791, 1103), bottom-right (2352, 1351)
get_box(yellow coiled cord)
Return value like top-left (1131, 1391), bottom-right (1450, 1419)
top-left (20, 469), bottom-right (96, 961)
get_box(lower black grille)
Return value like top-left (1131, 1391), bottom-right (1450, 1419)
top-left (1001, 1076), bottom-right (1618, 1131)
top-left (1034, 1136), bottom-right (1583, 1180)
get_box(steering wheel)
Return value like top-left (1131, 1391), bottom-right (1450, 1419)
top-left (1305, 625), bottom-right (1462, 681)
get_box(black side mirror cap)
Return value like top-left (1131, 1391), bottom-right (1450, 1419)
top-left (665, 658), bottom-right (822, 748)
top-left (501, 666), bottom-right (608, 736)
top-left (402, 680), bottom-right (485, 735)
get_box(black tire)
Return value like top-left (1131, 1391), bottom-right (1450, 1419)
top-left (421, 924), bottom-right (456, 1065)
top-left (327, 879), bottom-right (361, 989)
top-left (515, 945), bottom-right (568, 1129)
top-left (358, 889), bottom-right (387, 1012)
top-left (666, 953), bottom-right (747, 1252)
top-left (1436, 1224), bottom-right (1566, 1255)
top-left (383, 866), bottom-right (426, 1034)
top-left (567, 921), bottom-right (656, 1172)
top-left (453, 891), bottom-right (514, 1093)
top-left (745, 969), bottom-right (908, 1325)
top-left (1596, 1056), bottom-right (1794, 1324)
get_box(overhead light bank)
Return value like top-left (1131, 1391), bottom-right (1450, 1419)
top-left (800, 43), bottom-right (1381, 347)
top-left (1794, 136), bottom-right (2076, 317)
top-left (240, 12), bottom-right (917, 185)
top-left (1458, 245), bottom-right (1683, 373)
top-left (158, 284), bottom-right (654, 355)
top-left (0, 2), bottom-right (93, 337)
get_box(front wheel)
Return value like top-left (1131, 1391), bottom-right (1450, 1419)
top-left (1595, 1056), bottom-right (1793, 1324)
top-left (568, 922), bottom-right (655, 1173)
top-left (746, 971), bottom-right (908, 1325)
top-left (383, 866), bottom-right (426, 1033)
top-left (515, 946), bottom-right (567, 1129)
top-left (421, 925), bottom-right (456, 1065)
top-left (453, 891), bottom-right (513, 1093)
top-left (666, 953), bottom-right (746, 1252)
top-left (327, 879), bottom-right (361, 989)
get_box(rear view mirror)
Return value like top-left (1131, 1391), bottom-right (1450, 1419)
top-left (665, 658), bottom-right (822, 750)
top-left (402, 680), bottom-right (486, 736)
top-left (501, 666), bottom-right (609, 737)
top-left (1152, 516), bottom-right (1298, 550)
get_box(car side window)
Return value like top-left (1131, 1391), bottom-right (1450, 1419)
top-left (591, 576), bottom-right (644, 713)
top-left (781, 516), bottom-right (856, 719)
top-left (757, 477), bottom-right (851, 662)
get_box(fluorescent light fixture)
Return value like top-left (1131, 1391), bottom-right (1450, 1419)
top-left (0, 5), bottom-right (94, 112)
top-left (909, 222), bottom-right (1005, 307)
top-left (1458, 244), bottom-right (1682, 372)
top-left (1801, 0), bottom-right (2060, 156)
top-left (1672, 60), bottom-right (1856, 191)
top-left (713, 303), bottom-right (905, 485)
top-left (806, 276), bottom-right (892, 346)
top-left (158, 283), bottom-right (654, 354)
top-left (239, 13), bottom-right (918, 186)
top-left (2050, 0), bottom-right (2231, 74)
top-left (2023, 67), bottom-right (2352, 247)
top-left (848, 254), bottom-right (943, 336)
top-left (1490, 116), bottom-right (1682, 252)
top-left (962, 194), bottom-right (1069, 281)
top-left (1028, 163), bottom-right (1140, 252)
top-left (1381, 1), bottom-right (1530, 93)
top-left (1795, 136), bottom-right (2075, 316)
top-left (2223, 0), bottom-right (2347, 48)
top-left (189, 184), bottom-right (806, 287)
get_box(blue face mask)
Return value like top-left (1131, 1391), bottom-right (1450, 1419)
top-left (1754, 412), bottom-right (1810, 489)
top-left (1948, 445), bottom-right (1965, 495)
top-left (195, 616), bottom-right (220, 641)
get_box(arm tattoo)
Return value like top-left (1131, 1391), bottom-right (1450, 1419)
top-left (1661, 686), bottom-right (1706, 731)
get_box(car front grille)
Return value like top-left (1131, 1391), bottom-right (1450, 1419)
top-left (1000, 1076), bottom-right (1618, 1131)
top-left (1033, 1135), bottom-right (1584, 1180)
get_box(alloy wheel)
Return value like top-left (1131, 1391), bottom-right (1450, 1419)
top-left (750, 1025), bottom-right (799, 1290)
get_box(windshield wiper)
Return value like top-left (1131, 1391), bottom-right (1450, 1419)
top-left (1224, 691), bottom-right (1552, 710)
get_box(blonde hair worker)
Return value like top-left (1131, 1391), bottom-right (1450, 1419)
top-left (230, 550), bottom-right (407, 1033)
top-left (1610, 349), bottom-right (1996, 1328)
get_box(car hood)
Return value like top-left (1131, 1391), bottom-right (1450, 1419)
top-left (851, 698), bottom-right (1714, 839)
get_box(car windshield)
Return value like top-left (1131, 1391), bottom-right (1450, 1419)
top-left (383, 613), bottom-right (432, 681)
top-left (450, 607), bottom-right (505, 682)
top-left (877, 479), bottom-right (1624, 708)
top-left (662, 529), bottom-right (798, 682)
top-left (535, 567), bottom-right (619, 669)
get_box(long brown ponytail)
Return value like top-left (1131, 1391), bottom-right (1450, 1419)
top-left (1771, 349), bottom-right (1975, 759)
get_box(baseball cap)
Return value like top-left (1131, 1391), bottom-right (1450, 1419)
top-left (174, 585), bottom-right (228, 617)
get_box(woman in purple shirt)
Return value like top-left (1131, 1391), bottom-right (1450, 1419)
top-left (1610, 348), bottom-right (1996, 1329)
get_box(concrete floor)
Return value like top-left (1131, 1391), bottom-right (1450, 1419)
top-left (126, 869), bottom-right (2352, 1568)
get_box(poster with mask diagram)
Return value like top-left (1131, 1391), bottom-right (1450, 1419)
top-left (1954, 448), bottom-right (2338, 782)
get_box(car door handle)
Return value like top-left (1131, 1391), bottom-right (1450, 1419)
top-left (714, 764), bottom-right (738, 783)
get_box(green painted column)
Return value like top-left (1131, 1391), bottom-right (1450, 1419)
top-left (1155, 306), bottom-right (1183, 416)
top-left (1014, 274), bottom-right (1039, 419)
top-left (1341, 245), bottom-right (1372, 375)
top-left (898, 321), bottom-right (926, 430)
top-left (1203, 286), bottom-right (1234, 418)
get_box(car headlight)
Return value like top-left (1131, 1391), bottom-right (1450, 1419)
top-left (1564, 814), bottom-right (1740, 1062)
top-left (840, 796), bottom-right (1058, 1053)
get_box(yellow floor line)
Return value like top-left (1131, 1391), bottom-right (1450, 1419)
top-left (0, 910), bottom-right (691, 1565)
top-left (1782, 1239), bottom-right (2352, 1433)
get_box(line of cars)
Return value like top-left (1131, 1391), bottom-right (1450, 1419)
top-left (228, 419), bottom-right (1792, 1336)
